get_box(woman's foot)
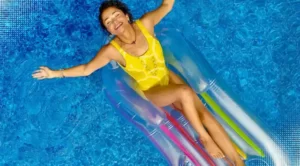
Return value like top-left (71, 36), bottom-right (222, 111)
top-left (234, 155), bottom-right (245, 166)
top-left (227, 154), bottom-right (245, 166)
top-left (200, 136), bottom-right (224, 159)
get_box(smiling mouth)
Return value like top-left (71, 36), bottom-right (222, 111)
top-left (115, 23), bottom-right (123, 30)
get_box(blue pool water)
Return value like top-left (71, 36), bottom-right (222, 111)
top-left (1, 0), bottom-right (299, 165)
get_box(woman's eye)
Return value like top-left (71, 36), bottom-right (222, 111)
top-left (107, 22), bottom-right (111, 25)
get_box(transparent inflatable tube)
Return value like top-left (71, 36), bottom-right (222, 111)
top-left (156, 28), bottom-right (290, 166)
top-left (102, 28), bottom-right (290, 165)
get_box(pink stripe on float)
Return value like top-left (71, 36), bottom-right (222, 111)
top-left (161, 108), bottom-right (216, 166)
top-left (160, 124), bottom-right (201, 166)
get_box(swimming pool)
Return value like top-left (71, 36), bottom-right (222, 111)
top-left (1, 0), bottom-right (299, 165)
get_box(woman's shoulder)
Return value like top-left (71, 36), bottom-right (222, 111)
top-left (98, 43), bottom-right (117, 59)
top-left (136, 17), bottom-right (155, 35)
top-left (101, 42), bottom-right (124, 63)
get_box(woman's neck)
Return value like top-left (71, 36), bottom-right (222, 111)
top-left (117, 23), bottom-right (136, 44)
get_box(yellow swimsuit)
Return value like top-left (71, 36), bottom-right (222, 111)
top-left (110, 19), bottom-right (169, 91)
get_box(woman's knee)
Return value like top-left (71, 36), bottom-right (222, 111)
top-left (178, 84), bottom-right (194, 100)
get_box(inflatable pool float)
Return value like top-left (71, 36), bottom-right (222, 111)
top-left (102, 27), bottom-right (290, 166)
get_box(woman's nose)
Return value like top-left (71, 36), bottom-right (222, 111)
top-left (112, 19), bottom-right (120, 26)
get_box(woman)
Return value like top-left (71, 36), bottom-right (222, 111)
top-left (32, 0), bottom-right (244, 165)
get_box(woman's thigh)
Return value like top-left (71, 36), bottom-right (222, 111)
top-left (144, 69), bottom-right (195, 109)
top-left (143, 84), bottom-right (189, 107)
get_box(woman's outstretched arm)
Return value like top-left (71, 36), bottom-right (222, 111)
top-left (32, 44), bottom-right (113, 80)
top-left (142, 0), bottom-right (175, 26)
top-left (83, 44), bottom-right (112, 76)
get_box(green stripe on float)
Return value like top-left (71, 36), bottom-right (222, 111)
top-left (200, 92), bottom-right (265, 157)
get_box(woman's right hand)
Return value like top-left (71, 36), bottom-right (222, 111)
top-left (32, 66), bottom-right (55, 80)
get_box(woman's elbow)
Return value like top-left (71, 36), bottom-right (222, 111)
top-left (163, 0), bottom-right (175, 11)
top-left (83, 64), bottom-right (92, 76)
top-left (84, 71), bottom-right (91, 76)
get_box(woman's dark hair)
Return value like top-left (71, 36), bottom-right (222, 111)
top-left (98, 0), bottom-right (134, 32)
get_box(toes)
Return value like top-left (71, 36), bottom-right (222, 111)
top-left (220, 154), bottom-right (224, 159)
top-left (211, 153), bottom-right (223, 159)
top-left (215, 154), bottom-right (219, 159)
top-left (211, 154), bottom-right (217, 159)
top-left (213, 154), bottom-right (218, 159)
top-left (209, 152), bottom-right (225, 159)
top-left (218, 153), bottom-right (223, 159)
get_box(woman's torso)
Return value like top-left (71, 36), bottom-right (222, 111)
top-left (109, 19), bottom-right (169, 91)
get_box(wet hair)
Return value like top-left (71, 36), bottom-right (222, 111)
top-left (98, 0), bottom-right (134, 32)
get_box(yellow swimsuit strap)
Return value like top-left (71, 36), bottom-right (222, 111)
top-left (135, 19), bottom-right (152, 40)
top-left (110, 39), bottom-right (127, 58)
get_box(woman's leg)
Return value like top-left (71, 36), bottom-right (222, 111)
top-left (144, 84), bottom-right (224, 158)
top-left (169, 70), bottom-right (244, 166)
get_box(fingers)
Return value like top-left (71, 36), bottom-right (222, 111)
top-left (32, 67), bottom-right (48, 80)
top-left (32, 70), bottom-right (41, 77)
top-left (36, 76), bottom-right (46, 80)
top-left (32, 74), bottom-right (46, 79)
top-left (32, 73), bottom-right (44, 79)
top-left (33, 67), bottom-right (46, 73)
top-left (33, 69), bottom-right (41, 73)
top-left (32, 72), bottom-right (42, 77)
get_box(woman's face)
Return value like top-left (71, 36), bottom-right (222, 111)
top-left (101, 7), bottom-right (130, 35)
